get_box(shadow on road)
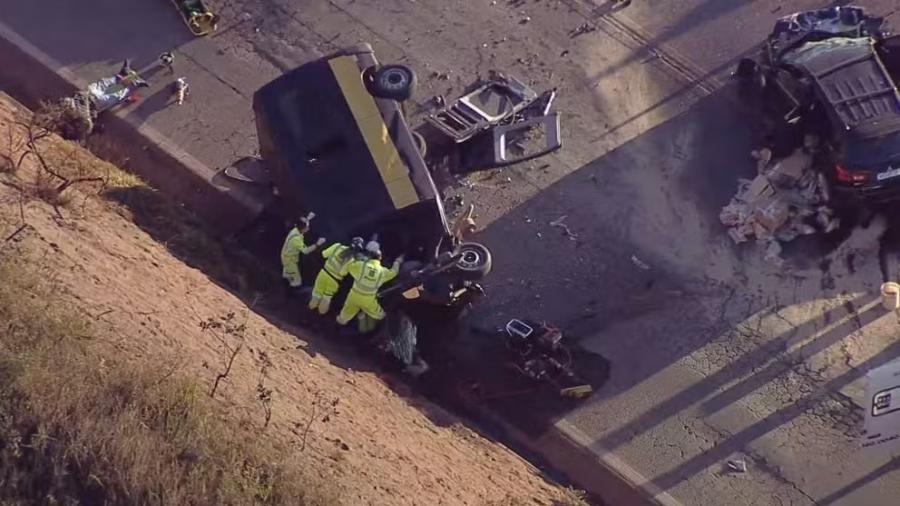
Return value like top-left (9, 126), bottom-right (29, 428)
top-left (591, 294), bottom-right (877, 455)
top-left (468, 74), bottom-right (892, 499)
top-left (475, 83), bottom-right (765, 386)
top-left (642, 330), bottom-right (900, 495)
top-left (817, 456), bottom-right (900, 506)
top-left (129, 86), bottom-right (178, 126)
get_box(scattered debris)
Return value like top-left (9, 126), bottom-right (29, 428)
top-left (720, 142), bottom-right (839, 266)
top-left (726, 459), bottom-right (747, 473)
top-left (549, 215), bottom-right (578, 241)
top-left (570, 23), bottom-right (596, 37)
top-left (479, 319), bottom-right (593, 399)
top-left (763, 241), bottom-right (784, 268)
top-left (630, 255), bottom-right (650, 270)
top-left (426, 71), bottom-right (562, 170)
top-left (174, 78), bottom-right (190, 105)
top-left (159, 51), bottom-right (175, 74)
top-left (520, 16), bottom-right (531, 24)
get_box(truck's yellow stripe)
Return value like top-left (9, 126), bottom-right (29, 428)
top-left (329, 56), bottom-right (419, 209)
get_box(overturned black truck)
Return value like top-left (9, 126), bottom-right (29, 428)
top-left (229, 44), bottom-right (491, 341)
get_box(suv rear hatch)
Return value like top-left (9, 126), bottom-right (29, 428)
top-left (784, 37), bottom-right (900, 175)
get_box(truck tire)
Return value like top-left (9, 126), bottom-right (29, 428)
top-left (371, 64), bottom-right (417, 101)
top-left (411, 131), bottom-right (427, 158)
top-left (454, 242), bottom-right (492, 280)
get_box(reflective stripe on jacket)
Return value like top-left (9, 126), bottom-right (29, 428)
top-left (343, 258), bottom-right (398, 296)
top-left (322, 244), bottom-right (351, 279)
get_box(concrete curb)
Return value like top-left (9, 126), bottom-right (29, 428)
top-left (0, 20), bottom-right (263, 237)
top-left (554, 420), bottom-right (686, 506)
top-left (465, 401), bottom-right (685, 506)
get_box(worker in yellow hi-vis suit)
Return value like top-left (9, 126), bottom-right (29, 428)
top-left (280, 213), bottom-right (325, 288)
top-left (336, 240), bottom-right (403, 332)
top-left (308, 237), bottom-right (364, 314)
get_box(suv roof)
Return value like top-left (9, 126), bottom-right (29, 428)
top-left (782, 37), bottom-right (900, 137)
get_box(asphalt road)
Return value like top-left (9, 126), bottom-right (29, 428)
top-left (4, 0), bottom-right (900, 504)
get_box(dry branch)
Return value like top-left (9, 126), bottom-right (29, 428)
top-left (3, 224), bottom-right (27, 243)
top-left (210, 341), bottom-right (242, 398)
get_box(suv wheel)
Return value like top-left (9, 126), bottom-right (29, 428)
top-left (454, 242), bottom-right (492, 280)
top-left (371, 64), bottom-right (417, 101)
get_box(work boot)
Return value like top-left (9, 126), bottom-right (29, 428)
top-left (404, 359), bottom-right (430, 378)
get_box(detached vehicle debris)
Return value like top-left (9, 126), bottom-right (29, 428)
top-left (498, 319), bottom-right (593, 399)
top-left (237, 44), bottom-right (491, 319)
top-left (425, 71), bottom-right (562, 168)
top-left (737, 6), bottom-right (900, 207)
top-left (462, 319), bottom-right (594, 402)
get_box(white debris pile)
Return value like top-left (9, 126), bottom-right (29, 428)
top-left (720, 139), bottom-right (839, 266)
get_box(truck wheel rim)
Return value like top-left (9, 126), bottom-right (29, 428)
top-left (459, 250), bottom-right (481, 269)
top-left (381, 70), bottom-right (408, 90)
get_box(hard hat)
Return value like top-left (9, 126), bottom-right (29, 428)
top-left (351, 237), bottom-right (365, 250)
top-left (365, 240), bottom-right (381, 256)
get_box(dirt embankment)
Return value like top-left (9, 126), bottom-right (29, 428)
top-left (0, 94), bottom-right (585, 506)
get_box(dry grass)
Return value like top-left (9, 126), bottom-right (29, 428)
top-left (0, 256), bottom-right (336, 506)
top-left (2, 100), bottom-right (275, 294)
top-left (0, 108), bottom-right (131, 209)
top-left (102, 182), bottom-right (276, 293)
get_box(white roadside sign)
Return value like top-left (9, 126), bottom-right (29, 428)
top-left (862, 358), bottom-right (900, 451)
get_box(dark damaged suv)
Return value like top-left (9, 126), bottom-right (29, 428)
top-left (739, 6), bottom-right (900, 204)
